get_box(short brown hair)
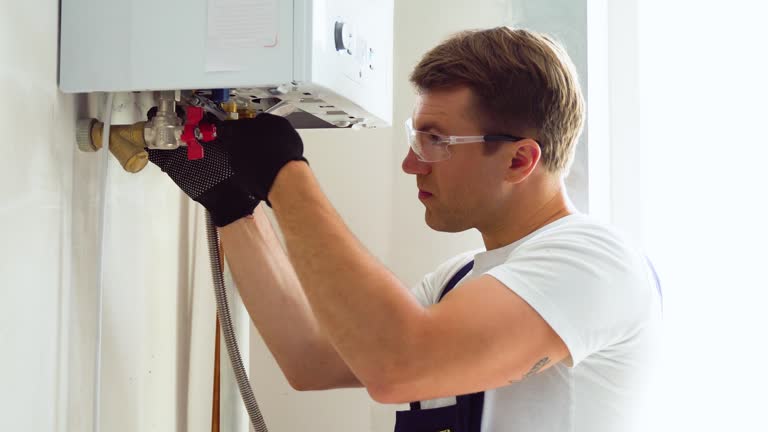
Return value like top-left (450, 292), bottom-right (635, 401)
top-left (410, 27), bottom-right (585, 173)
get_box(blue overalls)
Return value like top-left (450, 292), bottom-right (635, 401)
top-left (394, 261), bottom-right (483, 432)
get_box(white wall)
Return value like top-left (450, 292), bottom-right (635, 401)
top-left (1, 2), bottom-right (219, 431)
top-left (0, 3), bottom-right (73, 430)
top-left (0, 1), bottom-right (589, 431)
top-left (614, 1), bottom-right (768, 430)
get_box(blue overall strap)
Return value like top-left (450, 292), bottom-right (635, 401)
top-left (439, 260), bottom-right (475, 301)
top-left (646, 256), bottom-right (663, 312)
top-left (396, 260), bottom-right (485, 432)
top-left (409, 260), bottom-right (476, 412)
top-left (438, 261), bottom-right (485, 432)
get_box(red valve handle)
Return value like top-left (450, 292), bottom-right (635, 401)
top-left (188, 106), bottom-right (204, 123)
top-left (199, 123), bottom-right (217, 142)
top-left (180, 106), bottom-right (217, 160)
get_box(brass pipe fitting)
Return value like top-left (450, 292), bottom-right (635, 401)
top-left (77, 119), bottom-right (149, 173)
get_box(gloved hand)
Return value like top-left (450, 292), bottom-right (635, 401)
top-left (216, 113), bottom-right (307, 203)
top-left (146, 111), bottom-right (259, 227)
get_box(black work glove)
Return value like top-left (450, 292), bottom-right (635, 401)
top-left (147, 113), bottom-right (259, 227)
top-left (216, 113), bottom-right (307, 203)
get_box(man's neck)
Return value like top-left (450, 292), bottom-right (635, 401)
top-left (480, 179), bottom-right (574, 251)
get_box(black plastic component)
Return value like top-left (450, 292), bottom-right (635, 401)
top-left (334, 21), bottom-right (346, 51)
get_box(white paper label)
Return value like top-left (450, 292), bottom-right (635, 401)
top-left (206, 0), bottom-right (279, 72)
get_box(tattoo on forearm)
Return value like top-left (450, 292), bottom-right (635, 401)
top-left (509, 357), bottom-right (550, 383)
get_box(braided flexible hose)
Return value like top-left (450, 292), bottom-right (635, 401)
top-left (206, 212), bottom-right (269, 432)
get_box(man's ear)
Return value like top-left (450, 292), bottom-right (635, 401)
top-left (505, 139), bottom-right (541, 184)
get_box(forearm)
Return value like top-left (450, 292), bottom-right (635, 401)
top-left (219, 206), bottom-right (361, 389)
top-left (269, 162), bottom-right (428, 388)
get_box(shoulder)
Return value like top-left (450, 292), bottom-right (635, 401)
top-left (484, 215), bottom-right (660, 358)
top-left (514, 214), bottom-right (648, 277)
top-left (528, 214), bottom-right (631, 244)
top-left (435, 250), bottom-right (480, 278)
top-left (410, 249), bottom-right (482, 306)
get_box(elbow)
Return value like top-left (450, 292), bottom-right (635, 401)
top-left (286, 374), bottom-right (316, 392)
top-left (366, 379), bottom-right (417, 404)
top-left (280, 364), bottom-right (324, 391)
top-left (285, 372), bottom-right (334, 392)
top-left (361, 345), bottom-right (429, 403)
top-left (366, 383), bottom-right (399, 404)
top-left (285, 369), bottom-right (364, 392)
top-left (363, 369), bottom-right (420, 404)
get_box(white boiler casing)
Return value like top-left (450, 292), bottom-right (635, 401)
top-left (59, 0), bottom-right (393, 128)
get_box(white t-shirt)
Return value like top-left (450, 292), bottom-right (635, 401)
top-left (409, 214), bottom-right (662, 432)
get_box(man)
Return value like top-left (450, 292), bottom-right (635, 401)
top-left (150, 27), bottom-right (661, 431)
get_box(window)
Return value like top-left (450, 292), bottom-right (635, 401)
top-left (601, 1), bottom-right (768, 429)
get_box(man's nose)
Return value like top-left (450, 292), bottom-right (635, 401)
top-left (402, 148), bottom-right (432, 175)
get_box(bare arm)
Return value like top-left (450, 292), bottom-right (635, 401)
top-left (269, 162), bottom-right (569, 403)
top-left (218, 206), bottom-right (362, 390)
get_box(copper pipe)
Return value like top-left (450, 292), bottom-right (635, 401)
top-left (211, 316), bottom-right (221, 432)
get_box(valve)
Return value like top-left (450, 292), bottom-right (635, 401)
top-left (180, 106), bottom-right (218, 160)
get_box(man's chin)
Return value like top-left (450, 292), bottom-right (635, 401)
top-left (424, 211), bottom-right (468, 233)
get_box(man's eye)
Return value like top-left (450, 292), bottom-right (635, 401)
top-left (429, 134), bottom-right (441, 144)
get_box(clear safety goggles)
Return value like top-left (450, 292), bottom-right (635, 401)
top-left (405, 118), bottom-right (527, 162)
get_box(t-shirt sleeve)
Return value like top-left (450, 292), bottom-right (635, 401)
top-left (410, 270), bottom-right (436, 308)
top-left (485, 231), bottom-right (655, 366)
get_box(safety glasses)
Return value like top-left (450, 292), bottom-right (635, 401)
top-left (405, 118), bottom-right (527, 162)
